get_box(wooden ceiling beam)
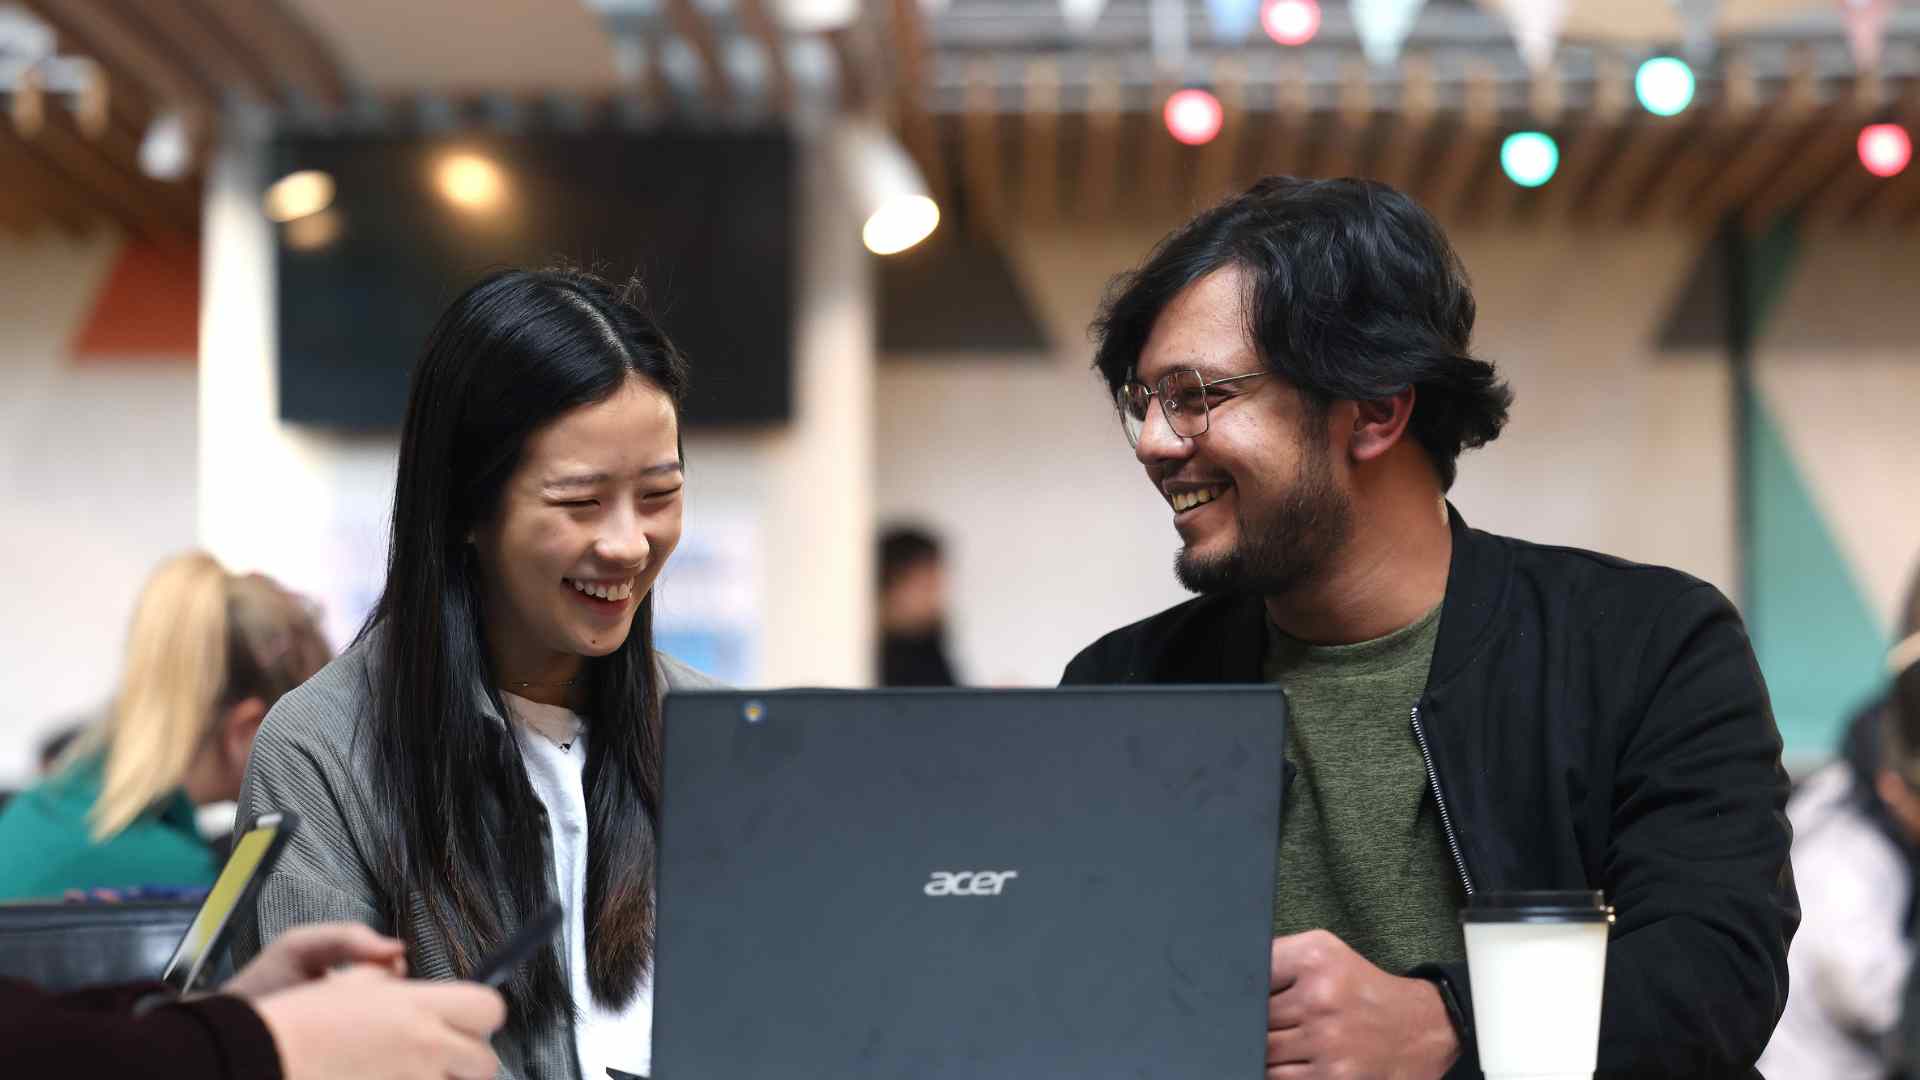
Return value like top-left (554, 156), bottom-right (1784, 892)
top-left (0, 149), bottom-right (103, 236)
top-left (0, 120), bottom-right (184, 244)
top-left (1078, 61), bottom-right (1123, 220)
top-left (1687, 44), bottom-right (1821, 224)
top-left (827, 27), bottom-right (870, 113)
top-left (1824, 77), bottom-right (1920, 226)
top-left (47, 108), bottom-right (196, 238)
top-left (1140, 75), bottom-right (1177, 216)
top-left (1638, 51), bottom-right (1759, 223)
top-left (136, 0), bottom-right (276, 102)
top-left (1802, 160), bottom-right (1887, 228)
top-left (0, 195), bottom-right (35, 237)
top-left (1867, 170), bottom-right (1920, 229)
top-left (664, 0), bottom-right (732, 108)
top-left (1573, 114), bottom-right (1690, 223)
top-left (1314, 59), bottom-right (1373, 183)
top-left (960, 58), bottom-right (1002, 232)
top-left (76, 109), bottom-right (205, 225)
top-left (739, 0), bottom-right (794, 114)
top-left (1876, 158), bottom-right (1920, 226)
top-left (1742, 70), bottom-right (1886, 228)
top-left (1370, 53), bottom-right (1435, 192)
top-left (1252, 59), bottom-right (1310, 179)
top-left (37, 14), bottom-right (159, 136)
top-left (636, 30), bottom-right (672, 110)
top-left (20, 0), bottom-right (217, 110)
top-left (194, 0), bottom-right (346, 106)
top-left (1478, 63), bottom-right (1569, 224)
top-left (1424, 59), bottom-right (1498, 221)
top-left (1535, 53), bottom-right (1627, 223)
top-left (883, 0), bottom-right (943, 207)
top-left (1193, 57), bottom-right (1247, 204)
top-left (1020, 58), bottom-right (1060, 223)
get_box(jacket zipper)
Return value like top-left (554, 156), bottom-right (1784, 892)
top-left (1411, 705), bottom-right (1475, 897)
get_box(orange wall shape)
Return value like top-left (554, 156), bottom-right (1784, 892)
top-left (71, 240), bottom-right (200, 364)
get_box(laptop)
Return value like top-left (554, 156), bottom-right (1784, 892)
top-left (650, 686), bottom-right (1287, 1079)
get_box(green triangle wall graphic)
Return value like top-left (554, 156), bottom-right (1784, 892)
top-left (1745, 388), bottom-right (1891, 756)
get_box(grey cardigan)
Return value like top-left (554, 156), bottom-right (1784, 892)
top-left (232, 632), bottom-right (720, 1080)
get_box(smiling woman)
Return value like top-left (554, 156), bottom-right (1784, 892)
top-left (230, 269), bottom-right (721, 1080)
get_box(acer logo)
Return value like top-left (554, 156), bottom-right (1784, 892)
top-left (924, 870), bottom-right (1019, 897)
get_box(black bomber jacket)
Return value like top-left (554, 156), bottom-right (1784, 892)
top-left (1061, 505), bottom-right (1800, 1078)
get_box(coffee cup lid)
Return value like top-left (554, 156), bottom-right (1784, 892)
top-left (1460, 890), bottom-right (1613, 924)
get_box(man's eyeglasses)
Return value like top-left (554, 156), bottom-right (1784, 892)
top-left (1115, 367), bottom-right (1270, 448)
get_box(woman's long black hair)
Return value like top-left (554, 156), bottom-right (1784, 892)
top-left (358, 268), bottom-right (689, 1033)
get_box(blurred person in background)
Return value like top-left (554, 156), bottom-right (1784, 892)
top-left (37, 723), bottom-right (84, 776)
top-left (877, 525), bottom-right (961, 687)
top-left (1062, 176), bottom-right (1796, 1079)
top-left (234, 269), bottom-right (719, 1080)
top-left (0, 552), bottom-right (330, 901)
top-left (4, 921), bottom-right (505, 1080)
top-left (1760, 596), bottom-right (1920, 1078)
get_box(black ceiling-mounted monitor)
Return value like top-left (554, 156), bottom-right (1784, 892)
top-left (272, 130), bottom-right (794, 430)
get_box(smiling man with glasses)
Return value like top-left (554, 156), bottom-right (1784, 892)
top-left (1062, 176), bottom-right (1798, 1080)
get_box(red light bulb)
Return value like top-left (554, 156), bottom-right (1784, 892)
top-left (1859, 123), bottom-right (1913, 178)
top-left (1164, 89), bottom-right (1225, 147)
top-left (1262, 0), bottom-right (1321, 47)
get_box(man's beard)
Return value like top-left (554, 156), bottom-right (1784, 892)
top-left (1173, 439), bottom-right (1350, 597)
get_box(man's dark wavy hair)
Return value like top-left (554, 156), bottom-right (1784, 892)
top-left (1091, 176), bottom-right (1513, 490)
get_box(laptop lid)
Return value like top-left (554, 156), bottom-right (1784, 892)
top-left (651, 686), bottom-right (1286, 1080)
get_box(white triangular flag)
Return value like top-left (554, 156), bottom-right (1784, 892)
top-left (774, 0), bottom-right (858, 32)
top-left (1204, 0), bottom-right (1262, 44)
top-left (1839, 0), bottom-right (1892, 73)
top-left (1503, 0), bottom-right (1568, 76)
top-left (1061, 0), bottom-right (1108, 36)
top-left (1352, 0), bottom-right (1427, 69)
top-left (1670, 0), bottom-right (1718, 63)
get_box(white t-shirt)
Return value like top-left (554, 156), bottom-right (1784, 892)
top-left (504, 692), bottom-right (654, 1079)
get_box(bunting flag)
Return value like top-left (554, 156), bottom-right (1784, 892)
top-left (772, 0), bottom-right (858, 32)
top-left (1500, 0), bottom-right (1569, 75)
top-left (1671, 0), bottom-right (1719, 61)
top-left (1839, 0), bottom-right (1892, 73)
top-left (1060, 0), bottom-right (1108, 36)
top-left (1352, 0), bottom-right (1427, 69)
top-left (1204, 0), bottom-right (1262, 43)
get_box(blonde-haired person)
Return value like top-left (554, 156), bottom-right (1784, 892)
top-left (0, 552), bottom-right (330, 901)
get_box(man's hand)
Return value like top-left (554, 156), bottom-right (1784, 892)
top-left (253, 965), bottom-right (505, 1080)
top-left (1267, 930), bottom-right (1460, 1080)
top-left (222, 923), bottom-right (408, 999)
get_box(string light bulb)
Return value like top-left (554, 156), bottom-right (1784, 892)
top-left (1500, 131), bottom-right (1560, 188)
top-left (1634, 57), bottom-right (1696, 117)
top-left (1261, 0), bottom-right (1320, 47)
top-left (1164, 88), bottom-right (1225, 147)
top-left (1859, 123), bottom-right (1912, 178)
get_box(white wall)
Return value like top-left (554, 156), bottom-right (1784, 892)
top-left (198, 120), bottom-right (874, 691)
top-left (0, 235), bottom-right (200, 787)
top-left (875, 219), bottom-right (1195, 687)
top-left (199, 138), bottom-right (396, 649)
top-left (876, 221), bottom-right (1738, 686)
top-left (1447, 226), bottom-right (1737, 598)
top-left (1758, 227), bottom-right (1920, 630)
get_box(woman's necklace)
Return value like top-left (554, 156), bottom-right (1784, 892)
top-left (502, 678), bottom-right (582, 751)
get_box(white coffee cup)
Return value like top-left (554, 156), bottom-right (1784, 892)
top-left (1460, 890), bottom-right (1613, 1080)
